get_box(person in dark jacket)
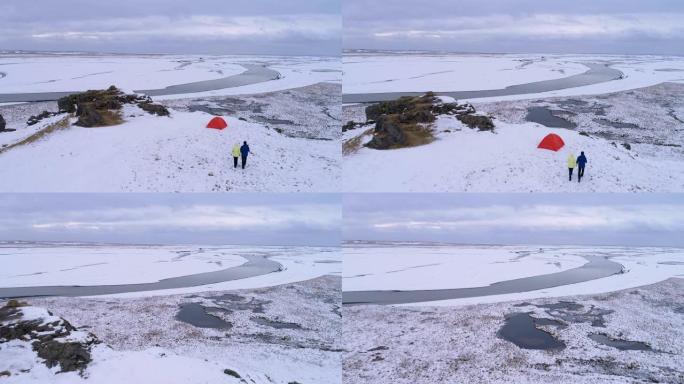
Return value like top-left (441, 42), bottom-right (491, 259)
top-left (576, 151), bottom-right (587, 182)
top-left (240, 141), bottom-right (250, 169)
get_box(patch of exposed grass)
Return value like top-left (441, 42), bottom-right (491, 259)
top-left (0, 116), bottom-right (70, 155)
top-left (343, 128), bottom-right (373, 156)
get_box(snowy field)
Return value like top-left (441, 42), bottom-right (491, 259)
top-left (343, 278), bottom-right (684, 384)
top-left (0, 242), bottom-right (341, 383)
top-left (343, 243), bottom-right (684, 306)
top-left (0, 94), bottom-right (340, 192)
top-left (0, 242), bottom-right (341, 296)
top-left (343, 52), bottom-right (684, 100)
top-left (343, 82), bottom-right (684, 192)
top-left (0, 53), bottom-right (340, 98)
top-left (2, 276), bottom-right (341, 384)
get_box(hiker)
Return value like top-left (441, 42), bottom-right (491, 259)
top-left (240, 141), bottom-right (250, 169)
top-left (576, 151), bottom-right (587, 182)
top-left (567, 153), bottom-right (576, 181)
top-left (231, 143), bottom-right (240, 168)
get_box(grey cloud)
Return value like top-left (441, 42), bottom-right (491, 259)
top-left (343, 0), bottom-right (684, 55)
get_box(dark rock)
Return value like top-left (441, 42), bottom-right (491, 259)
top-left (342, 121), bottom-right (356, 132)
top-left (456, 114), bottom-right (495, 131)
top-left (0, 371), bottom-right (9, 377)
top-left (75, 104), bottom-right (106, 127)
top-left (579, 131), bottom-right (590, 137)
top-left (32, 339), bottom-right (93, 373)
top-left (621, 142), bottom-right (631, 150)
top-left (0, 113), bottom-right (5, 130)
top-left (27, 110), bottom-right (58, 126)
top-left (223, 369), bottom-right (241, 378)
top-left (365, 115), bottom-right (406, 149)
top-left (138, 102), bottom-right (170, 117)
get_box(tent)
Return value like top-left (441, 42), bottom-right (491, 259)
top-left (537, 133), bottom-right (565, 151)
top-left (206, 117), bottom-right (228, 130)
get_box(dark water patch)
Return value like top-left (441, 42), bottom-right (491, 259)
top-left (312, 69), bottom-right (342, 73)
top-left (658, 261), bottom-right (684, 265)
top-left (498, 312), bottom-right (566, 350)
top-left (175, 303), bottom-right (232, 329)
top-left (315, 260), bottom-right (342, 264)
top-left (525, 107), bottom-right (577, 128)
top-left (187, 104), bottom-right (235, 116)
top-left (250, 317), bottom-right (302, 329)
top-left (208, 294), bottom-right (270, 314)
top-left (554, 99), bottom-right (608, 115)
top-left (539, 302), bottom-right (613, 328)
top-left (343, 63), bottom-right (623, 103)
top-left (0, 254), bottom-right (282, 298)
top-left (593, 118), bottom-right (639, 129)
top-left (343, 255), bottom-right (623, 305)
top-left (250, 115), bottom-right (295, 125)
top-left (0, 64), bottom-right (280, 103)
top-left (588, 333), bottom-right (652, 351)
top-left (654, 68), bottom-right (684, 72)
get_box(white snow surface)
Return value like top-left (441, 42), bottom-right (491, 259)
top-left (343, 54), bottom-right (587, 94)
top-left (0, 105), bottom-right (340, 192)
top-left (0, 244), bottom-right (245, 287)
top-left (343, 115), bottom-right (684, 192)
top-left (343, 53), bottom-right (684, 102)
top-left (0, 243), bottom-right (341, 297)
top-left (0, 55), bottom-right (244, 93)
top-left (343, 244), bottom-right (684, 305)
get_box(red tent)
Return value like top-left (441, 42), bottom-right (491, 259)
top-left (537, 133), bottom-right (565, 151)
top-left (206, 117), bottom-right (228, 130)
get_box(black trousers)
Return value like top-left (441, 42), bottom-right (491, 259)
top-left (578, 166), bottom-right (585, 181)
top-left (241, 155), bottom-right (247, 169)
top-left (568, 168), bottom-right (574, 181)
top-left (233, 157), bottom-right (238, 168)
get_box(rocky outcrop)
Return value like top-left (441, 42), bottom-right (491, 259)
top-left (0, 300), bottom-right (99, 375)
top-left (362, 92), bottom-right (494, 150)
top-left (27, 110), bottom-right (60, 126)
top-left (57, 86), bottom-right (170, 127)
top-left (456, 114), bottom-right (495, 131)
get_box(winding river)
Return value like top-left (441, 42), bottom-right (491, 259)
top-left (343, 63), bottom-right (623, 103)
top-left (0, 254), bottom-right (282, 298)
top-left (0, 64), bottom-right (280, 103)
top-left (343, 255), bottom-right (624, 305)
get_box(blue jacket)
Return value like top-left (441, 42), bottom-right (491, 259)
top-left (240, 144), bottom-right (250, 157)
top-left (577, 154), bottom-right (587, 166)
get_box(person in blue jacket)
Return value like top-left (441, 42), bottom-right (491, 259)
top-left (576, 151), bottom-right (587, 182)
top-left (240, 141), bottom-right (250, 169)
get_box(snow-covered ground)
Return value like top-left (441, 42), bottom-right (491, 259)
top-left (0, 102), bottom-right (340, 192)
top-left (343, 277), bottom-right (684, 384)
top-left (343, 243), bottom-right (684, 306)
top-left (2, 276), bottom-right (342, 384)
top-left (0, 242), bottom-right (341, 296)
top-left (343, 52), bottom-right (684, 101)
top-left (0, 53), bottom-right (340, 98)
top-left (343, 82), bottom-right (684, 192)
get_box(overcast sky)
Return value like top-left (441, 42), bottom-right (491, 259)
top-left (0, 194), bottom-right (340, 246)
top-left (344, 194), bottom-right (684, 247)
top-left (344, 0), bottom-right (684, 55)
top-left (0, 0), bottom-right (340, 55)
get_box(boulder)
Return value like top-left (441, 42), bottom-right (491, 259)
top-left (138, 102), bottom-right (170, 117)
top-left (456, 114), bottom-right (495, 131)
top-left (365, 115), bottom-right (406, 149)
top-left (75, 104), bottom-right (106, 127)
top-left (27, 110), bottom-right (57, 126)
top-left (0, 113), bottom-right (5, 130)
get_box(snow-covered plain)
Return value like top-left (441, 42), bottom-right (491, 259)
top-left (343, 54), bottom-right (588, 94)
top-left (0, 242), bottom-right (341, 296)
top-left (343, 243), bottom-right (684, 306)
top-left (0, 54), bottom-right (340, 98)
top-left (343, 52), bottom-right (684, 101)
top-left (343, 278), bottom-right (684, 384)
top-left (0, 103), bottom-right (340, 192)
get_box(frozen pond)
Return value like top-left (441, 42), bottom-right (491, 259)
top-left (343, 63), bottom-right (622, 103)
